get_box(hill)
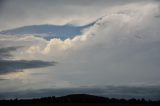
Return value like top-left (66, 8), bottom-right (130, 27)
top-left (0, 94), bottom-right (160, 106)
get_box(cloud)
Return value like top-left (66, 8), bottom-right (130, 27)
top-left (20, 1), bottom-right (160, 87)
top-left (0, 78), bottom-right (7, 81)
top-left (0, 46), bottom-right (22, 59)
top-left (0, 46), bottom-right (56, 75)
top-left (0, 0), bottom-right (160, 98)
top-left (0, 0), bottom-right (153, 30)
top-left (0, 60), bottom-right (56, 75)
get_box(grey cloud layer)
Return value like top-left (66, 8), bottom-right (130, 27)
top-left (0, 0), bottom-right (151, 30)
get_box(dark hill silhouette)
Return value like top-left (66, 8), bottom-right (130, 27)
top-left (57, 94), bottom-right (107, 102)
top-left (0, 94), bottom-right (160, 106)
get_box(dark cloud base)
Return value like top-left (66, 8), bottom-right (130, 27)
top-left (0, 85), bottom-right (160, 100)
top-left (0, 46), bottom-right (22, 59)
top-left (0, 46), bottom-right (56, 75)
top-left (0, 59), bottom-right (56, 75)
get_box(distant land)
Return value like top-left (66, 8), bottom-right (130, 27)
top-left (0, 94), bottom-right (160, 106)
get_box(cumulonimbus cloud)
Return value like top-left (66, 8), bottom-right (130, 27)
top-left (0, 1), bottom-right (160, 99)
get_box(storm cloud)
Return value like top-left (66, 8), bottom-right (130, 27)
top-left (0, 0), bottom-right (160, 100)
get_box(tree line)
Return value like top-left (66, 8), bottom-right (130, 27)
top-left (0, 94), bottom-right (160, 105)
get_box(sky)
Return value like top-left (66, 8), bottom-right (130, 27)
top-left (0, 0), bottom-right (160, 100)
